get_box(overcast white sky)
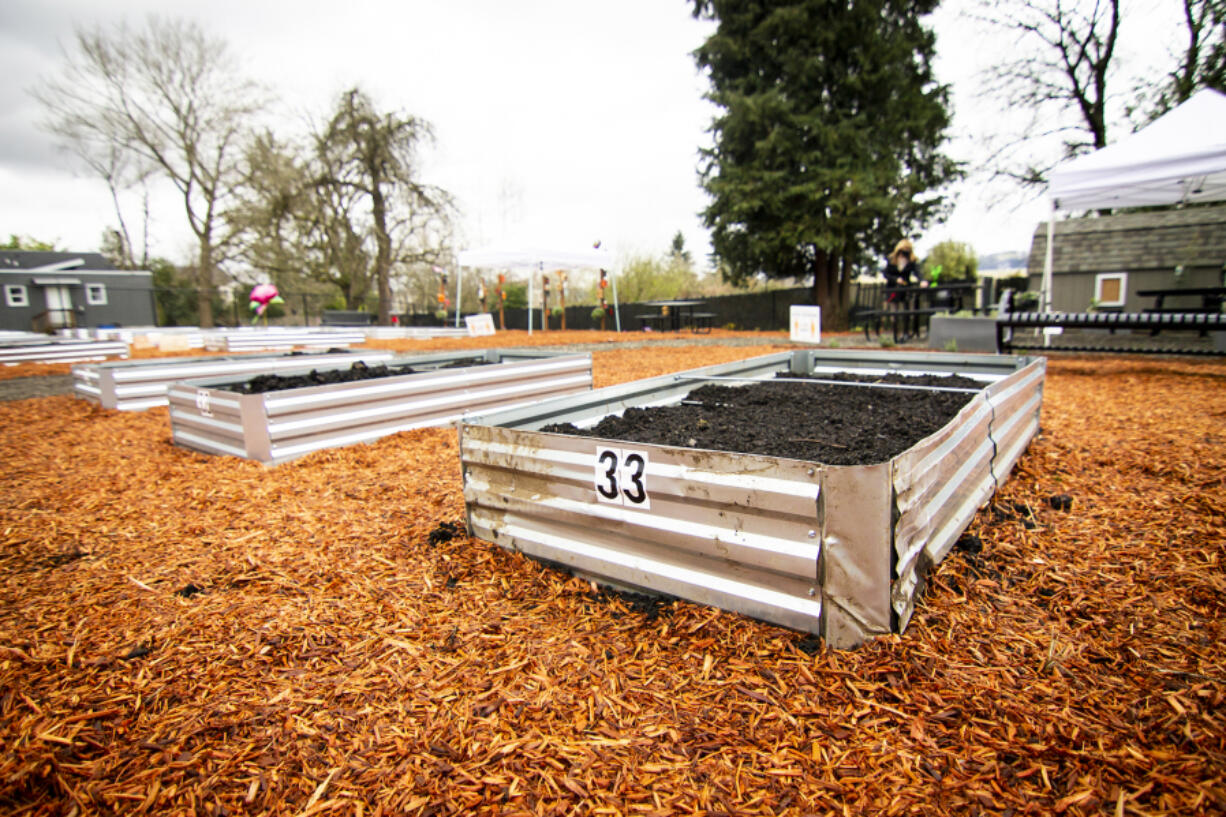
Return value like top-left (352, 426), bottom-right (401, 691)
top-left (0, 0), bottom-right (1177, 270)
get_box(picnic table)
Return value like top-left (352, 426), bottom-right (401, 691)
top-left (861, 282), bottom-right (978, 343)
top-left (637, 300), bottom-right (713, 333)
top-left (1138, 287), bottom-right (1226, 335)
top-left (1138, 286), bottom-right (1226, 314)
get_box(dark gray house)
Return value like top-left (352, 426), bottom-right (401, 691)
top-left (1026, 205), bottom-right (1226, 312)
top-left (0, 251), bottom-right (156, 333)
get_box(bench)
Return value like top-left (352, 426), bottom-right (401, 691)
top-left (860, 308), bottom-right (941, 343)
top-left (996, 310), bottom-right (1226, 355)
top-left (321, 310), bottom-right (376, 327)
top-left (1138, 288), bottom-right (1226, 336)
top-left (636, 314), bottom-right (668, 332)
top-left (686, 312), bottom-right (715, 334)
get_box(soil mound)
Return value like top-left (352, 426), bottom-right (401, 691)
top-left (232, 357), bottom-right (489, 394)
top-left (543, 371), bottom-right (981, 466)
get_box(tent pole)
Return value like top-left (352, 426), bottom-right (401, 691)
top-left (611, 268), bottom-right (622, 332)
top-left (1042, 201), bottom-right (1055, 313)
top-left (528, 264), bottom-right (537, 335)
top-left (455, 265), bottom-right (462, 329)
top-left (1042, 201), bottom-right (1056, 348)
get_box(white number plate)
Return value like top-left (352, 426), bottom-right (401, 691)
top-left (593, 447), bottom-right (650, 509)
top-left (195, 389), bottom-right (213, 417)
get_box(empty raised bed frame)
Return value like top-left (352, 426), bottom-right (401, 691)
top-left (168, 350), bottom-right (593, 465)
top-left (459, 349), bottom-right (1045, 648)
top-left (73, 349), bottom-right (396, 411)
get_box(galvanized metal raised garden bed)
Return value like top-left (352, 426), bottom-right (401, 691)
top-left (73, 349), bottom-right (396, 411)
top-left (203, 329), bottom-right (367, 352)
top-left (459, 349), bottom-right (1045, 648)
top-left (168, 350), bottom-right (593, 465)
top-left (1, 339), bottom-right (130, 365)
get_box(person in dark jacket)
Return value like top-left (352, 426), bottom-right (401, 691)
top-left (882, 238), bottom-right (920, 309)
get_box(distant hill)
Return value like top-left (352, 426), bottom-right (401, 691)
top-left (977, 251), bottom-right (1028, 271)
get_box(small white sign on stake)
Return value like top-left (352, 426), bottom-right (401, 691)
top-left (789, 305), bottom-right (821, 344)
top-left (465, 313), bottom-right (497, 337)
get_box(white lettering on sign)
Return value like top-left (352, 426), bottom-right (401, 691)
top-left (593, 447), bottom-right (651, 509)
top-left (195, 389), bottom-right (212, 418)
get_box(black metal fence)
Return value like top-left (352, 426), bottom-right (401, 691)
top-left (405, 287), bottom-right (818, 332)
top-left (151, 278), bottom-right (1009, 330)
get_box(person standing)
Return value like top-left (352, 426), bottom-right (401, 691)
top-left (882, 238), bottom-right (920, 307)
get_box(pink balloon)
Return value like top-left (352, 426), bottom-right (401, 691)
top-left (249, 284), bottom-right (279, 305)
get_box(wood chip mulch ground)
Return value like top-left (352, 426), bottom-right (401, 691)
top-left (1, 347), bottom-right (1223, 816)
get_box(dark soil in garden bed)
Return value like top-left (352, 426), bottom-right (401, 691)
top-left (543, 371), bottom-right (983, 466)
top-left (233, 358), bottom-right (490, 394)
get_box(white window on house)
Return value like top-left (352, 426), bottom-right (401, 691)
top-left (1094, 272), bottom-right (1127, 308)
top-left (86, 283), bottom-right (108, 305)
top-left (4, 284), bottom-right (28, 307)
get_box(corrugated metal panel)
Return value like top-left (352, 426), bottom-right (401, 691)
top-left (986, 358), bottom-right (1046, 484)
top-left (819, 462), bottom-right (894, 645)
top-left (167, 391), bottom-right (248, 458)
top-left (891, 360), bottom-right (1045, 629)
top-left (202, 330), bottom-right (367, 352)
top-left (891, 390), bottom-right (998, 628)
top-left (72, 350), bottom-right (394, 411)
top-left (462, 425), bottom-right (825, 633)
top-left (460, 349), bottom-right (1046, 648)
top-left (168, 351), bottom-right (593, 465)
top-left (365, 327), bottom-right (471, 340)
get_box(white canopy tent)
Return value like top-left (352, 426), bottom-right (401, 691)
top-left (456, 244), bottom-right (617, 334)
top-left (1041, 89), bottom-right (1226, 310)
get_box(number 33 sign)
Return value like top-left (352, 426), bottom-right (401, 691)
top-left (594, 447), bottom-right (650, 509)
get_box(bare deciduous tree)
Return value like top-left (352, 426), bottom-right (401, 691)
top-left (34, 17), bottom-right (264, 326)
top-left (1143, 0), bottom-right (1225, 118)
top-left (977, 0), bottom-right (1121, 188)
top-left (315, 88), bottom-right (453, 324)
top-left (233, 90), bottom-right (453, 321)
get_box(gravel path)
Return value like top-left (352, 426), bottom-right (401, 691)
top-left (0, 375), bottom-right (75, 402)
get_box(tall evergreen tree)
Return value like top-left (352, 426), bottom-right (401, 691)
top-left (692, 0), bottom-right (959, 328)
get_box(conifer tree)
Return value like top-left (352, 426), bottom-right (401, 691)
top-left (692, 0), bottom-right (959, 327)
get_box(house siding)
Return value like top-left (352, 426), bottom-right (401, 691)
top-left (1026, 205), bottom-right (1226, 312)
top-left (0, 270), bottom-right (156, 333)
